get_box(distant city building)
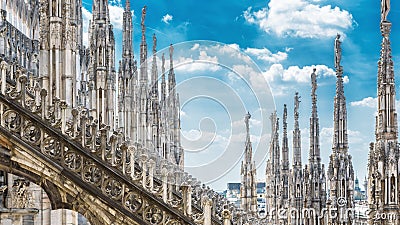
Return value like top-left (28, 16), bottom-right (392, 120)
top-left (226, 182), bottom-right (266, 214)
top-left (354, 177), bottom-right (367, 201)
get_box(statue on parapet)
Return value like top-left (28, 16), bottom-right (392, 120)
top-left (381, 0), bottom-right (390, 22)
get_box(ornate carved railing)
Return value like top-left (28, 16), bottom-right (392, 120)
top-left (0, 65), bottom-right (267, 224)
top-left (0, 76), bottom-right (201, 224)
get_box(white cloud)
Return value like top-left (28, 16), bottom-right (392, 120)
top-left (263, 63), bottom-right (284, 82)
top-left (350, 97), bottom-right (400, 110)
top-left (245, 47), bottom-right (290, 63)
top-left (191, 43), bottom-right (200, 51)
top-left (175, 55), bottom-right (220, 73)
top-left (343, 75), bottom-right (349, 84)
top-left (209, 44), bottom-right (252, 65)
top-left (199, 50), bottom-right (218, 62)
top-left (243, 0), bottom-right (354, 38)
top-left (81, 4), bottom-right (128, 45)
top-left (162, 14), bottom-right (173, 24)
top-left (264, 64), bottom-right (335, 83)
top-left (109, 5), bottom-right (125, 30)
top-left (232, 64), bottom-right (266, 90)
top-left (180, 110), bottom-right (188, 118)
top-left (350, 97), bottom-right (376, 108)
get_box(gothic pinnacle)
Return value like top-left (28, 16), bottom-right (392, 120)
top-left (168, 44), bottom-right (176, 93)
top-left (161, 53), bottom-right (166, 103)
top-left (282, 104), bottom-right (289, 167)
top-left (333, 34), bottom-right (348, 152)
top-left (293, 92), bottom-right (302, 167)
top-left (309, 68), bottom-right (320, 161)
top-left (151, 34), bottom-right (158, 96)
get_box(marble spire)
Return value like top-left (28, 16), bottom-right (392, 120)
top-left (240, 112), bottom-right (257, 214)
top-left (309, 68), bottom-right (321, 162)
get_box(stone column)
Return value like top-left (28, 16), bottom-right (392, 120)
top-left (203, 196), bottom-right (213, 225)
top-left (161, 163), bottom-right (168, 202)
top-left (148, 157), bottom-right (155, 191)
top-left (140, 153), bottom-right (148, 188)
top-left (129, 146), bottom-right (136, 180)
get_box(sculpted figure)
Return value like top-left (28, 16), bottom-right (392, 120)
top-left (153, 34), bottom-right (157, 53)
top-left (245, 112), bottom-right (251, 135)
top-left (311, 69), bottom-right (317, 95)
top-left (294, 92), bottom-right (300, 113)
top-left (141, 6), bottom-right (147, 31)
top-left (334, 33), bottom-right (341, 69)
top-left (381, 0), bottom-right (390, 21)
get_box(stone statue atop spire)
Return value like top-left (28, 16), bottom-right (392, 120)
top-left (311, 68), bottom-right (317, 100)
top-left (381, 0), bottom-right (390, 22)
top-left (334, 33), bottom-right (342, 70)
top-left (240, 112), bottom-right (257, 214)
top-left (294, 92), bottom-right (301, 114)
top-left (245, 112), bottom-right (251, 138)
top-left (152, 33), bottom-right (157, 54)
top-left (141, 6), bottom-right (147, 34)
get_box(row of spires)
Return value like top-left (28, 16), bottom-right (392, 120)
top-left (240, 34), bottom-right (354, 224)
top-left (37, 0), bottom-right (183, 166)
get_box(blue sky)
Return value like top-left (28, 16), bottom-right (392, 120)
top-left (82, 0), bottom-right (400, 191)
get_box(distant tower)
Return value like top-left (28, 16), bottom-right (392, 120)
top-left (363, 176), bottom-right (368, 200)
top-left (327, 34), bottom-right (354, 225)
top-left (303, 69), bottom-right (326, 225)
top-left (290, 92), bottom-right (303, 225)
top-left (240, 112), bottom-right (258, 214)
top-left (368, 1), bottom-right (400, 224)
top-left (265, 111), bottom-right (280, 224)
